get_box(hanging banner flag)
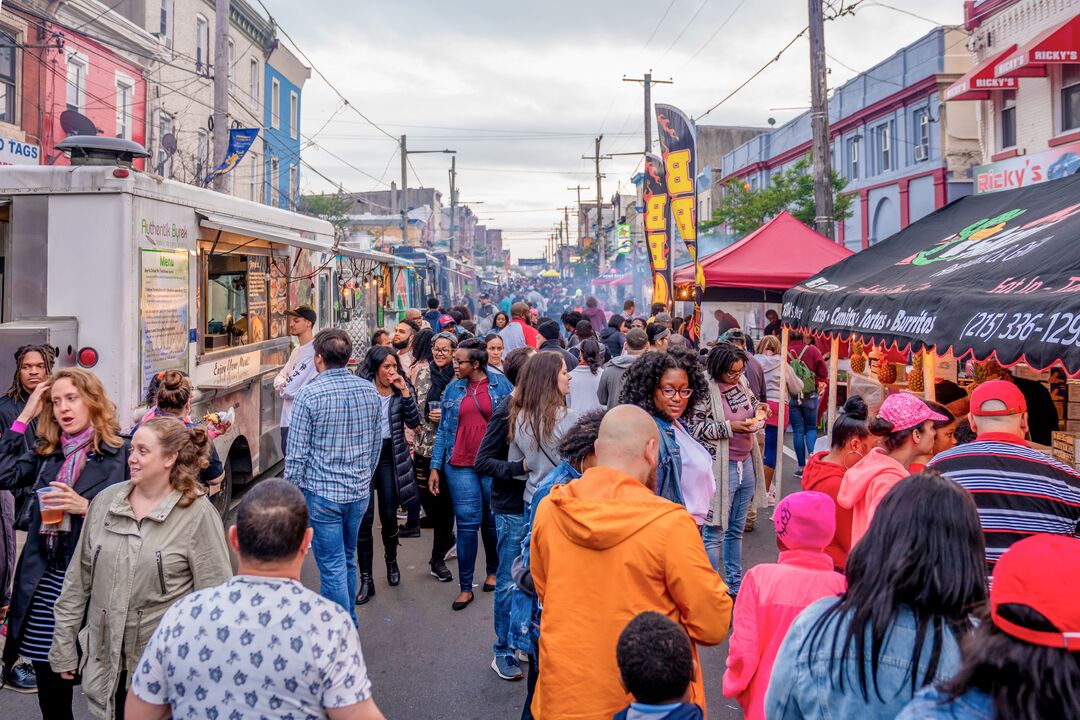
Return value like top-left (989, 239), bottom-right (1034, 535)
top-left (655, 103), bottom-right (702, 345)
top-left (643, 153), bottom-right (670, 305)
top-left (204, 128), bottom-right (260, 185)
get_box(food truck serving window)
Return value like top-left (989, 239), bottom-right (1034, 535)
top-left (200, 241), bottom-right (290, 352)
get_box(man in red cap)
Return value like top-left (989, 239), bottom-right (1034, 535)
top-left (928, 380), bottom-right (1080, 578)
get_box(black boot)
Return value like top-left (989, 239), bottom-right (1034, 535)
top-left (356, 573), bottom-right (375, 605)
top-left (385, 534), bottom-right (401, 586)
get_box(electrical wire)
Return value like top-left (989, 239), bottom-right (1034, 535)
top-left (641, 0), bottom-right (679, 51)
top-left (697, 27), bottom-right (807, 120)
top-left (661, 0), bottom-right (711, 57)
top-left (679, 0), bottom-right (748, 69)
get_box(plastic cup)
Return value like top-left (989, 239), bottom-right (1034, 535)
top-left (428, 401), bottom-right (441, 411)
top-left (37, 487), bottom-right (63, 525)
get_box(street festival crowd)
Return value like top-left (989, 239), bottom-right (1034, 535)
top-left (0, 283), bottom-right (1078, 720)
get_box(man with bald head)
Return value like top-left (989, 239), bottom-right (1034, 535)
top-left (530, 405), bottom-right (732, 719)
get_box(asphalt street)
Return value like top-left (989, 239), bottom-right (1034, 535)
top-left (0, 460), bottom-right (799, 719)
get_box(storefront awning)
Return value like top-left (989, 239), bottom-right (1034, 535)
top-left (996, 13), bottom-right (1080, 79)
top-left (944, 44), bottom-right (1018, 101)
top-left (198, 212), bottom-right (333, 254)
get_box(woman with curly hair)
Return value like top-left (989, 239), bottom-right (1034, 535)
top-left (617, 347), bottom-right (715, 524)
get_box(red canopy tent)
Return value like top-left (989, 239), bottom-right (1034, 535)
top-left (673, 211), bottom-right (854, 301)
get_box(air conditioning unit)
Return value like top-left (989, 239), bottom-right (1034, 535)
top-left (914, 145), bottom-right (929, 162)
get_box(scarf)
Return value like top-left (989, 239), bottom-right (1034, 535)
top-left (40, 425), bottom-right (94, 537)
top-left (427, 362), bottom-right (455, 413)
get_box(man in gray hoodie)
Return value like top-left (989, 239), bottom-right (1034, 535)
top-left (597, 327), bottom-right (648, 409)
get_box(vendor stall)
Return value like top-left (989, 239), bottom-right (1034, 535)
top-left (778, 173), bottom-right (1080, 495)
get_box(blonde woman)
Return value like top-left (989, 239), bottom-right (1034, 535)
top-left (50, 417), bottom-right (232, 719)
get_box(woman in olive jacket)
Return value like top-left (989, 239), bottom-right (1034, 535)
top-left (0, 369), bottom-right (129, 720)
top-left (49, 416), bottom-right (232, 719)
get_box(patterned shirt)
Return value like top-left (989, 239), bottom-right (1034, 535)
top-left (131, 575), bottom-right (373, 719)
top-left (284, 368), bottom-right (382, 503)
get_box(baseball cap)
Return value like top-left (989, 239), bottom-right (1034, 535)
top-left (285, 306), bottom-right (317, 324)
top-left (877, 393), bottom-right (949, 433)
top-left (991, 534), bottom-right (1080, 649)
top-left (438, 314), bottom-right (456, 327)
top-left (774, 491), bottom-right (836, 551)
top-left (655, 312), bottom-right (673, 324)
top-left (970, 379), bottom-right (1027, 417)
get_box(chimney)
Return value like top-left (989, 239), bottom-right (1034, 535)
top-left (390, 181), bottom-right (398, 215)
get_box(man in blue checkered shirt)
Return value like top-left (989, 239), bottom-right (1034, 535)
top-left (285, 329), bottom-right (381, 626)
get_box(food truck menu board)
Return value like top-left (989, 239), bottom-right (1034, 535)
top-left (246, 256), bottom-right (269, 343)
top-left (269, 257), bottom-right (289, 339)
top-left (140, 248), bottom-right (190, 398)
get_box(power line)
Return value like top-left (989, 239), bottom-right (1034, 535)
top-left (680, 0), bottom-right (748, 69)
top-left (662, 0), bottom-right (711, 57)
top-left (697, 28), bottom-right (807, 120)
top-left (641, 0), bottom-right (679, 51)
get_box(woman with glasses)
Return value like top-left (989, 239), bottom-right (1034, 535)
top-left (617, 347), bottom-right (714, 523)
top-left (408, 331), bottom-right (458, 582)
top-left (430, 338), bottom-right (513, 611)
top-left (688, 343), bottom-right (769, 596)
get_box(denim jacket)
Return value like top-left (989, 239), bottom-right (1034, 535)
top-left (653, 415), bottom-right (685, 507)
top-left (430, 368), bottom-right (514, 472)
top-left (764, 598), bottom-right (965, 720)
top-left (897, 687), bottom-right (994, 720)
top-left (508, 459), bottom-right (581, 656)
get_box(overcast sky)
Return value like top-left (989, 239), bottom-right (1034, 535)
top-left (266, 0), bottom-right (965, 260)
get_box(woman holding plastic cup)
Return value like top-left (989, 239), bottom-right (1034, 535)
top-left (0, 368), bottom-right (129, 720)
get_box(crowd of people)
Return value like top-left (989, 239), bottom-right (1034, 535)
top-left (0, 285), bottom-right (1078, 720)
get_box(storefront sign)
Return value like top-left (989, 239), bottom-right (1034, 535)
top-left (974, 141), bottom-right (1080, 194)
top-left (140, 249), bottom-right (189, 397)
top-left (194, 349), bottom-right (261, 389)
top-left (0, 136), bottom-right (40, 166)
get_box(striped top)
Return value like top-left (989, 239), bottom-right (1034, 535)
top-left (929, 432), bottom-right (1080, 577)
top-left (18, 567), bottom-right (67, 662)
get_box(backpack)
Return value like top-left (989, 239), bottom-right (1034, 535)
top-left (789, 346), bottom-right (817, 396)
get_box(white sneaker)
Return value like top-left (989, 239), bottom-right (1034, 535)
top-left (766, 490), bottom-right (777, 507)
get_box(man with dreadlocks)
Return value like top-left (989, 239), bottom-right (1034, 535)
top-left (0, 344), bottom-right (53, 694)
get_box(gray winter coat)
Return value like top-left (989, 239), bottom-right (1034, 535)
top-left (597, 353), bottom-right (640, 409)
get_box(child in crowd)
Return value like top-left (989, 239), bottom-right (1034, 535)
top-left (722, 491), bottom-right (847, 719)
top-left (614, 612), bottom-right (704, 720)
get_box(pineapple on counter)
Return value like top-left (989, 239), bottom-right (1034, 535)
top-left (878, 359), bottom-right (897, 385)
top-left (850, 340), bottom-right (867, 374)
top-left (909, 352), bottom-right (925, 393)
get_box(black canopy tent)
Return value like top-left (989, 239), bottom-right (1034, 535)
top-left (782, 173), bottom-right (1080, 375)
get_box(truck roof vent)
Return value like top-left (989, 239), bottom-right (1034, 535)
top-left (55, 136), bottom-right (151, 169)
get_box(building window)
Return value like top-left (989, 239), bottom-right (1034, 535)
top-left (289, 91), bottom-right (298, 139)
top-left (269, 156), bottom-right (279, 205)
top-left (196, 129), bottom-right (208, 181)
top-left (159, 0), bottom-right (173, 48)
top-left (1062, 65), bottom-right (1080, 132)
top-left (66, 54), bottom-right (87, 113)
top-left (195, 15), bottom-right (208, 75)
top-left (227, 38), bottom-right (235, 91)
top-left (271, 78), bottom-right (280, 129)
top-left (115, 75), bottom-right (134, 139)
top-left (0, 31), bottom-right (16, 124)
top-left (1000, 90), bottom-right (1017, 149)
top-left (157, 111), bottom-right (173, 177)
top-left (913, 108), bottom-right (930, 162)
top-left (248, 58), bottom-right (259, 109)
top-left (289, 165), bottom-right (298, 207)
top-left (848, 137), bottom-right (860, 179)
top-left (875, 123), bottom-right (891, 173)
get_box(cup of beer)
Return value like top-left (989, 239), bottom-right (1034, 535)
top-left (37, 487), bottom-right (63, 526)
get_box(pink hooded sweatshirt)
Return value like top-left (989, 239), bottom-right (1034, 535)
top-left (722, 549), bottom-right (846, 719)
top-left (837, 447), bottom-right (909, 546)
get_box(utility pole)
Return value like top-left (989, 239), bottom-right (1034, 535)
top-left (566, 185), bottom-right (589, 248)
top-left (399, 135), bottom-right (456, 246)
top-left (211, 0), bottom-right (231, 192)
top-left (448, 155), bottom-right (457, 255)
top-left (582, 136), bottom-right (607, 274)
top-left (623, 71), bottom-right (673, 154)
top-left (808, 0), bottom-right (835, 239)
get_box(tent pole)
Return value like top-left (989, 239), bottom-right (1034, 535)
top-left (923, 348), bottom-right (937, 403)
top-left (828, 336), bottom-right (840, 431)
top-left (777, 326), bottom-right (790, 501)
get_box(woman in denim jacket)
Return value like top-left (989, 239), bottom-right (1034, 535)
top-left (765, 471), bottom-right (987, 719)
top-left (430, 337), bottom-right (514, 611)
top-left (616, 348), bottom-right (709, 510)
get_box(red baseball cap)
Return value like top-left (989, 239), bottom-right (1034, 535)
top-left (438, 314), bottom-right (456, 327)
top-left (970, 379), bottom-right (1027, 417)
top-left (991, 534), bottom-right (1080, 649)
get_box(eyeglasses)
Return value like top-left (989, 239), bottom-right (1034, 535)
top-left (722, 368), bottom-right (744, 379)
top-left (452, 359), bottom-right (473, 367)
top-left (659, 386), bottom-right (693, 399)
top-left (433, 347), bottom-right (452, 355)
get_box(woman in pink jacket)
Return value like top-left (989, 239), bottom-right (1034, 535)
top-left (722, 491), bottom-right (846, 719)
top-left (838, 393), bottom-right (944, 546)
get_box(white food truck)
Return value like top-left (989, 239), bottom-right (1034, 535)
top-left (0, 138), bottom-right (337, 514)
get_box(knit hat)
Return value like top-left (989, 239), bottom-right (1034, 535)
top-left (990, 534), bottom-right (1080, 649)
top-left (773, 491), bottom-right (836, 551)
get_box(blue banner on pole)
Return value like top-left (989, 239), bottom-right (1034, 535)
top-left (204, 128), bottom-right (260, 185)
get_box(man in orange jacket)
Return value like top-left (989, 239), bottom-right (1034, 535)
top-left (531, 405), bottom-right (733, 720)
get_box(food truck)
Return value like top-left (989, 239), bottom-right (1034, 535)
top-left (0, 137), bottom-right (336, 514)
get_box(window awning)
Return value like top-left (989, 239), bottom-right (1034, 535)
top-left (944, 44), bottom-right (1018, 101)
top-left (197, 212), bottom-right (333, 254)
top-left (995, 13), bottom-right (1080, 79)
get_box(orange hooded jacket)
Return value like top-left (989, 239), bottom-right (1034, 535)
top-left (531, 466), bottom-right (733, 720)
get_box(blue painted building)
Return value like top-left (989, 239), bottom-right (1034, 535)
top-left (263, 44), bottom-right (309, 210)
top-left (720, 27), bottom-right (981, 251)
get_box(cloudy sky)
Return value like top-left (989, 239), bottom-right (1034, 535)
top-left (266, 0), bottom-right (964, 260)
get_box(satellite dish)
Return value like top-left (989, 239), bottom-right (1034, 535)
top-left (162, 133), bottom-right (177, 156)
top-left (60, 110), bottom-right (100, 137)
top-left (767, 117), bottom-right (776, 127)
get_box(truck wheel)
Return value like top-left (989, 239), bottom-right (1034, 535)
top-left (211, 457), bottom-right (234, 517)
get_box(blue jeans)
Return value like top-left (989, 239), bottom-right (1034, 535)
top-left (444, 465), bottom-right (499, 593)
top-left (763, 424), bottom-right (778, 469)
top-left (702, 458), bottom-right (755, 594)
top-left (790, 394), bottom-right (820, 467)
top-left (494, 512), bottom-right (526, 659)
top-left (303, 490), bottom-right (368, 627)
